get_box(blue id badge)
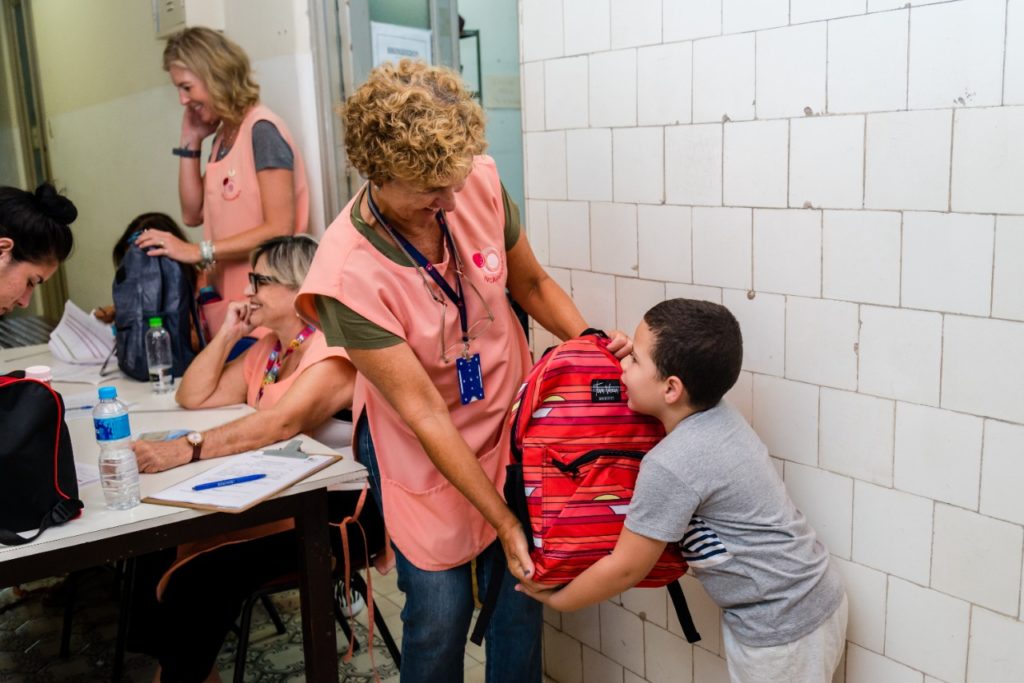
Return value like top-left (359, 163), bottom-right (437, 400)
top-left (456, 353), bottom-right (485, 405)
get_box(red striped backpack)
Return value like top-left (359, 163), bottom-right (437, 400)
top-left (470, 331), bottom-right (700, 645)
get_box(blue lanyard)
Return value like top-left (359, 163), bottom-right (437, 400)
top-left (366, 186), bottom-right (471, 346)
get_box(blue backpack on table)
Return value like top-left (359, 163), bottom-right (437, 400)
top-left (112, 244), bottom-right (204, 381)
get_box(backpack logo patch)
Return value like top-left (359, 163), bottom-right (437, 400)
top-left (591, 379), bottom-right (622, 403)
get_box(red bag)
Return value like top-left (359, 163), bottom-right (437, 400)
top-left (471, 332), bottom-right (699, 645)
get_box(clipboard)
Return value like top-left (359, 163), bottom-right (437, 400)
top-left (143, 450), bottom-right (341, 513)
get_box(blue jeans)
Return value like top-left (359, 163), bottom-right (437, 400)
top-left (358, 418), bottom-right (542, 683)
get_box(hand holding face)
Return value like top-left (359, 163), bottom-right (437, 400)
top-left (219, 300), bottom-right (256, 341)
top-left (132, 438), bottom-right (191, 473)
top-left (134, 229), bottom-right (201, 265)
top-left (180, 106), bottom-right (218, 147)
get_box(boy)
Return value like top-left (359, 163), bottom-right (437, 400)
top-left (518, 298), bottom-right (847, 683)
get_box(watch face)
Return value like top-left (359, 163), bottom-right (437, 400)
top-left (186, 431), bottom-right (203, 446)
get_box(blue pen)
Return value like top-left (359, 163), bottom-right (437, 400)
top-left (192, 473), bottom-right (267, 491)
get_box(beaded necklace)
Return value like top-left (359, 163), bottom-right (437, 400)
top-left (256, 324), bottom-right (316, 404)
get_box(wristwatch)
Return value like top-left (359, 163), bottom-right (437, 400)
top-left (186, 431), bottom-right (204, 462)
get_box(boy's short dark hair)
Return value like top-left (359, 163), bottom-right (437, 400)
top-left (643, 298), bottom-right (743, 411)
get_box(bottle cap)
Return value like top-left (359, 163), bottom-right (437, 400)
top-left (149, 317), bottom-right (163, 327)
top-left (24, 365), bottom-right (52, 382)
top-left (98, 386), bottom-right (117, 400)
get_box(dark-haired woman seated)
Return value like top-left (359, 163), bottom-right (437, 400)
top-left (0, 183), bottom-right (76, 315)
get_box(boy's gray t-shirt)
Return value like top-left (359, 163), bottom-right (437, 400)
top-left (626, 401), bottom-right (844, 647)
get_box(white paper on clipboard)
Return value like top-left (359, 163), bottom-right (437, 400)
top-left (144, 451), bottom-right (337, 512)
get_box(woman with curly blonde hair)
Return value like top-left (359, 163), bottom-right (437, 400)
top-left (136, 26), bottom-right (309, 348)
top-left (296, 60), bottom-right (631, 682)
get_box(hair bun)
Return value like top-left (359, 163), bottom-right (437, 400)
top-left (34, 182), bottom-right (78, 225)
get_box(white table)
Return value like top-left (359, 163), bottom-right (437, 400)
top-left (0, 345), bottom-right (367, 682)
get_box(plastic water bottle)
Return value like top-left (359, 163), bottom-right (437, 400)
top-left (145, 316), bottom-right (174, 394)
top-left (92, 386), bottom-right (140, 510)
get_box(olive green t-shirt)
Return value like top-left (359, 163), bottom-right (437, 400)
top-left (315, 183), bottom-right (521, 349)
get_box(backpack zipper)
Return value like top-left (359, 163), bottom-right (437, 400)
top-left (551, 449), bottom-right (644, 477)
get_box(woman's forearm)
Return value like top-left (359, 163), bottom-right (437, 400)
top-left (178, 155), bottom-right (205, 226)
top-left (175, 333), bottom-right (236, 407)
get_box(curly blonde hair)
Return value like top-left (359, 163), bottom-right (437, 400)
top-left (163, 27), bottom-right (260, 127)
top-left (342, 60), bottom-right (487, 187)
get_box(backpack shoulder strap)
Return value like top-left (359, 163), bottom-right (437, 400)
top-left (667, 580), bottom-right (702, 643)
top-left (0, 498), bottom-right (83, 546)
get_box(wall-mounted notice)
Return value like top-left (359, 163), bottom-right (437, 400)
top-left (371, 22), bottom-right (432, 67)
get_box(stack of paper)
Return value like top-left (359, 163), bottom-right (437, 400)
top-left (48, 300), bottom-right (115, 364)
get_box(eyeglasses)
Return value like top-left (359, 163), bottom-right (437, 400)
top-left (437, 278), bottom-right (495, 364)
top-left (247, 272), bottom-right (282, 294)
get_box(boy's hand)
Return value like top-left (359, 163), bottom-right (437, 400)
top-left (515, 582), bottom-right (563, 608)
top-left (604, 329), bottom-right (634, 359)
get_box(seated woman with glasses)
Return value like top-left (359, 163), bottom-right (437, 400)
top-left (295, 60), bottom-right (630, 682)
top-left (128, 235), bottom-right (371, 683)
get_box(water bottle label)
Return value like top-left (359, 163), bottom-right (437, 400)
top-left (94, 414), bottom-right (131, 441)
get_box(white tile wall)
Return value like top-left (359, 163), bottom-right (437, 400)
top-left (755, 23), bottom-right (827, 119)
top-left (610, 0), bottom-right (661, 49)
top-left (791, 0), bottom-right (866, 23)
top-left (567, 129), bottom-right (613, 201)
top-left (980, 420), bottom-right (1024, 526)
top-left (852, 482), bottom-right (933, 583)
top-left (1008, 0), bottom-right (1024, 104)
top-left (752, 209), bottom-right (821, 296)
top-left (827, 10), bottom-right (908, 114)
top-left (591, 202), bottom-right (637, 276)
top-left (885, 578), bottom-right (970, 683)
top-left (663, 0), bottom-right (722, 42)
top-left (894, 402), bottom-right (982, 509)
top-left (691, 208), bottom-right (751, 289)
top-left (582, 646), bottom-right (625, 683)
top-left (544, 623), bottom-right (583, 683)
top-left (723, 0), bottom-right (788, 34)
top-left (858, 306), bottom-right (942, 406)
top-left (545, 57), bottom-right (589, 130)
top-left (992, 216), bottom-right (1024, 321)
top-left (784, 462), bottom-right (854, 558)
top-left (951, 106), bottom-right (1024, 214)
top-left (547, 200), bottom-right (590, 269)
top-left (785, 297), bottom-right (859, 390)
top-left (864, 110), bottom-right (951, 211)
top-left (901, 211), bottom-right (994, 317)
top-left (599, 601), bottom-right (645, 673)
top-left (907, 0), bottom-right (1006, 109)
top-left (789, 116), bottom-right (864, 209)
top-left (822, 210), bottom-right (901, 306)
top-left (967, 608), bottom-right (1024, 683)
top-left (571, 270), bottom-right (617, 332)
top-left (637, 43), bottom-right (692, 126)
top-left (643, 622), bottom-right (693, 683)
top-left (524, 2), bottom-right (1024, 679)
top-left (526, 132), bottom-right (567, 200)
top-left (564, 0), bottom-right (609, 56)
top-left (722, 289), bottom-right (785, 376)
top-left (693, 34), bottom-right (755, 123)
top-left (931, 504), bottom-right (1023, 615)
top-left (589, 50), bottom-right (637, 128)
top-left (522, 61), bottom-right (545, 131)
top-left (942, 315), bottom-right (1024, 424)
top-left (616, 278), bottom-right (666, 334)
top-left (525, 200), bottom-right (550, 265)
top-left (521, 0), bottom-right (564, 62)
top-left (723, 121), bottom-right (789, 208)
top-left (832, 558), bottom-right (888, 652)
top-left (637, 205), bottom-right (691, 283)
top-left (846, 644), bottom-right (923, 683)
top-left (752, 374), bottom-right (819, 465)
top-left (820, 388), bottom-right (895, 486)
top-left (612, 127), bottom-right (663, 203)
top-left (665, 124), bottom-right (723, 206)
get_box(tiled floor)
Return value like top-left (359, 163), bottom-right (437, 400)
top-left (0, 567), bottom-right (557, 682)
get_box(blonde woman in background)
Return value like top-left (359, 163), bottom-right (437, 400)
top-left (135, 26), bottom-right (309, 353)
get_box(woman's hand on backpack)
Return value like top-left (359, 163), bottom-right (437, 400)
top-left (605, 329), bottom-right (634, 359)
top-left (135, 228), bottom-right (202, 264)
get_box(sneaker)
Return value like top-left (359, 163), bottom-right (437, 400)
top-left (338, 590), bottom-right (366, 618)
